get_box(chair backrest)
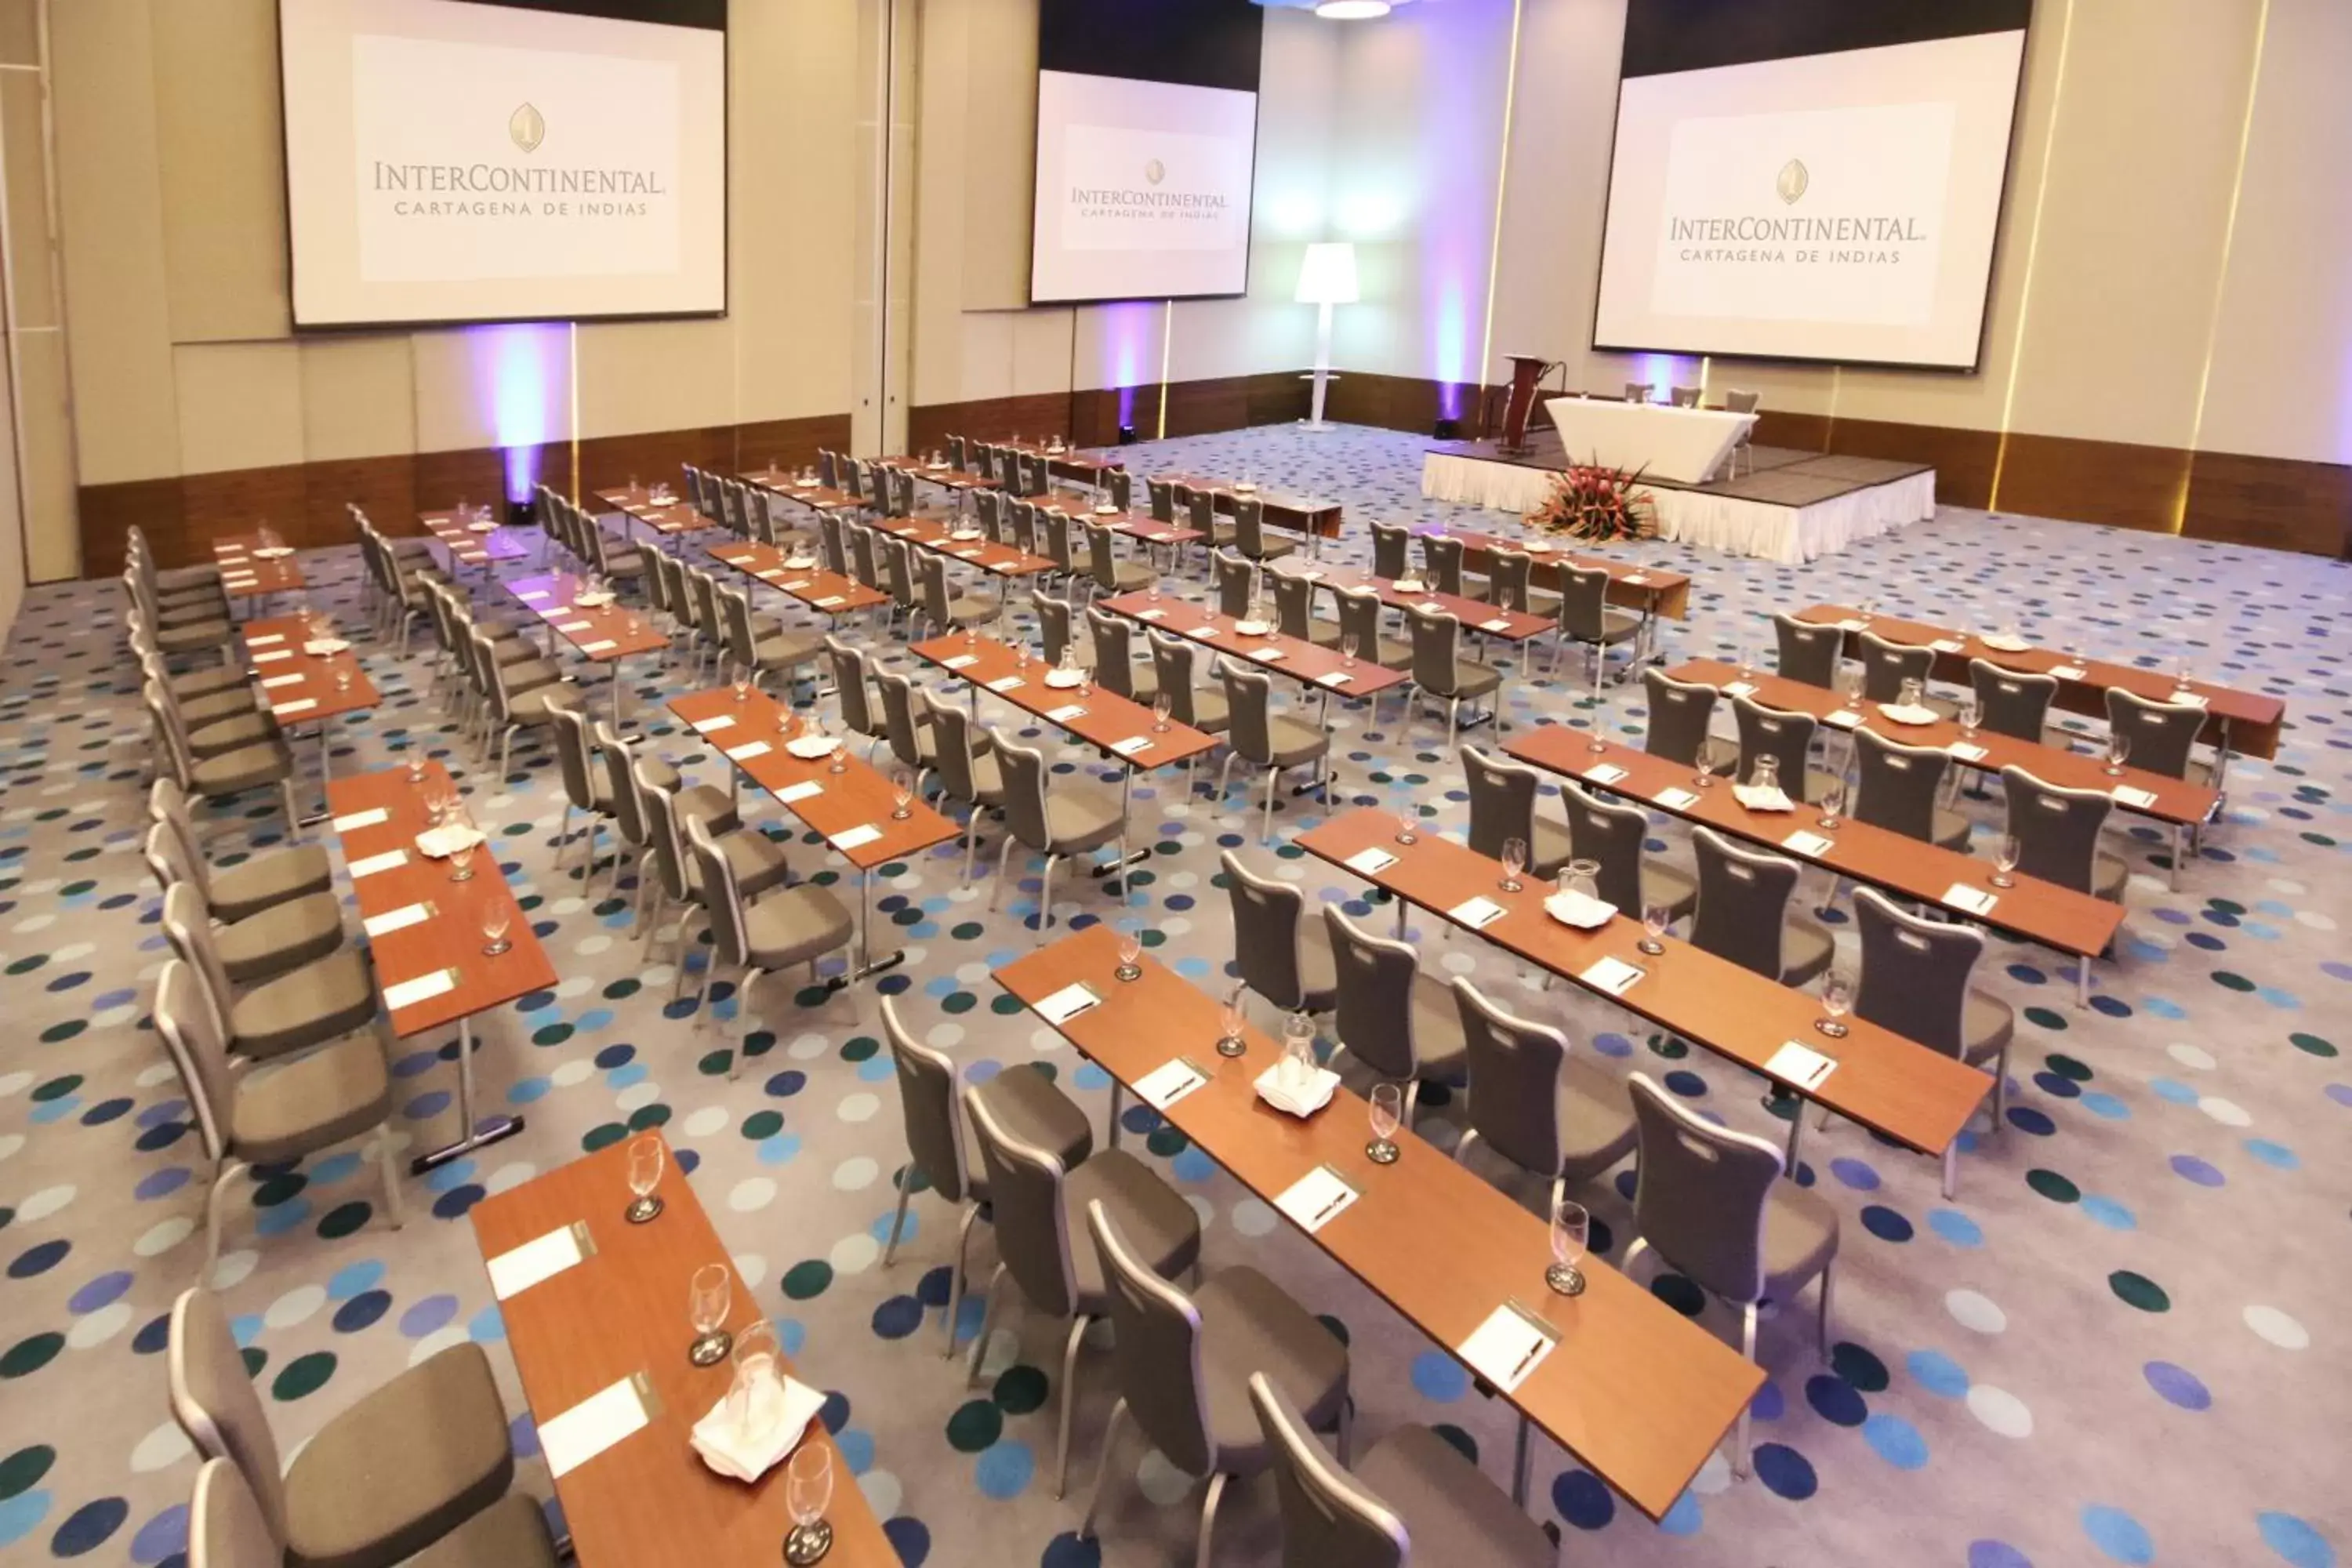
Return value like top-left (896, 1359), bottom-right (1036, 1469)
top-left (1008, 500), bottom-right (1039, 557)
top-left (1670, 384), bottom-right (1701, 408)
top-left (1851, 726), bottom-right (1951, 843)
top-left (2002, 764), bottom-right (2114, 894)
top-left (1370, 521), bottom-right (1410, 582)
top-left (1732, 695), bottom-right (1817, 790)
top-left (634, 760), bottom-right (695, 902)
top-left (1147, 477), bottom-right (1176, 523)
top-left (191, 1457), bottom-right (282, 1568)
top-left (1459, 743), bottom-right (1538, 863)
top-left (817, 449), bottom-right (839, 490)
top-left (1726, 388), bottom-right (1761, 415)
top-left (1039, 510), bottom-right (1076, 573)
top-left (1857, 630), bottom-right (1935, 702)
top-left (824, 635), bottom-right (880, 739)
top-left (1559, 780), bottom-right (1648, 914)
top-left (1218, 848), bottom-right (1312, 1007)
top-left (1031, 591), bottom-right (1076, 666)
top-left (1235, 496), bottom-right (1271, 557)
top-left (1628, 1073), bottom-right (1781, 1305)
top-left (1689, 826), bottom-right (1800, 979)
top-left (1085, 521), bottom-right (1121, 588)
top-left (593, 720), bottom-right (651, 848)
top-left (1106, 467), bottom-right (1132, 510)
top-left (1149, 631), bottom-right (1203, 725)
top-left (991, 728), bottom-right (1053, 852)
top-left (1333, 586), bottom-right (1385, 662)
top-left (1453, 976), bottom-right (1577, 1178)
top-left (160, 882), bottom-right (237, 1038)
top-left (637, 549), bottom-right (673, 620)
top-left (880, 537), bottom-right (918, 610)
top-left (1557, 564), bottom-right (1617, 642)
top-left (965, 1087), bottom-right (1080, 1317)
top-left (719, 584), bottom-right (760, 668)
top-left (1485, 550), bottom-right (1533, 612)
top-left (1021, 451), bottom-right (1050, 495)
top-left (143, 684), bottom-right (199, 790)
top-left (1271, 572), bottom-right (1321, 642)
top-left (688, 568), bottom-right (724, 640)
top-left (1183, 486), bottom-right (1214, 532)
top-left (1421, 535), bottom-right (1465, 597)
top-left (1217, 659), bottom-right (1276, 764)
top-left (1406, 606), bottom-right (1465, 695)
top-left (169, 1287), bottom-right (289, 1538)
top-left (1853, 887), bottom-right (1980, 1058)
top-left (974, 488), bottom-right (1003, 542)
top-left (1624, 382), bottom-right (1651, 405)
top-left (919, 551), bottom-right (960, 626)
top-left (683, 814), bottom-right (751, 968)
top-left (549, 705), bottom-right (603, 817)
top-left (1214, 550), bottom-right (1255, 619)
top-left (921, 690), bottom-right (987, 806)
top-left (154, 960), bottom-right (234, 1166)
top-left (882, 994), bottom-right (972, 1204)
top-left (819, 511), bottom-right (850, 577)
top-left (1324, 906), bottom-right (1426, 1082)
top-left (144, 793), bottom-right (214, 904)
top-left (1773, 612), bottom-right (1844, 688)
top-left (847, 524), bottom-right (881, 589)
top-left (1085, 1198), bottom-right (1214, 1476)
top-left (1968, 659), bottom-right (2056, 742)
top-left (2105, 689), bottom-right (2205, 780)
top-left (1642, 669), bottom-right (1720, 765)
top-left (873, 669), bottom-right (927, 772)
top-left (1250, 1373), bottom-right (1410, 1568)
top-left (1086, 608), bottom-right (1141, 700)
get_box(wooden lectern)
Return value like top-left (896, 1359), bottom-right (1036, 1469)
top-left (1494, 353), bottom-right (1558, 455)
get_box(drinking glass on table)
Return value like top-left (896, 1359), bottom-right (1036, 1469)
top-left (1695, 751), bottom-right (1722, 789)
top-left (1817, 970), bottom-right (1854, 1039)
top-left (1815, 780), bottom-right (1846, 829)
top-left (480, 902), bottom-right (511, 958)
top-left (1279, 1011), bottom-right (1318, 1092)
top-left (1498, 835), bottom-right (1528, 894)
top-left (1898, 677), bottom-right (1925, 712)
top-left (624, 1133), bottom-right (665, 1222)
top-left (1992, 833), bottom-right (2022, 889)
top-left (1548, 1196), bottom-right (1589, 1296)
top-left (1737, 645), bottom-right (1757, 683)
top-left (1366, 1082), bottom-right (1403, 1165)
top-left (783, 1443), bottom-right (835, 1566)
top-left (334, 665), bottom-right (354, 693)
top-left (1216, 982), bottom-right (1248, 1058)
top-left (2104, 733), bottom-right (2132, 776)
top-left (891, 769), bottom-right (914, 820)
top-left (1639, 902), bottom-right (1671, 956)
top-left (405, 751), bottom-right (428, 786)
top-left (1958, 700), bottom-right (1982, 739)
top-left (448, 837), bottom-right (477, 884)
top-left (1395, 808), bottom-right (1418, 845)
top-left (1116, 920), bottom-right (1145, 982)
top-left (2172, 659), bottom-right (2194, 698)
top-left (727, 1319), bottom-right (786, 1442)
top-left (1152, 691), bottom-right (1173, 733)
top-left (688, 1262), bottom-right (734, 1367)
top-left (1560, 858), bottom-right (1601, 908)
top-left (1341, 633), bottom-right (1359, 669)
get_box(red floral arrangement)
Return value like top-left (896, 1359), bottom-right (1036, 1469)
top-left (1526, 459), bottom-right (1655, 543)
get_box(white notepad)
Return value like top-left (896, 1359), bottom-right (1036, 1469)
top-left (1249, 647), bottom-right (1287, 662)
top-left (987, 676), bottom-right (1025, 692)
top-left (539, 1377), bottom-right (649, 1479)
top-left (1109, 736), bottom-right (1153, 757)
top-left (1947, 742), bottom-right (1990, 762)
top-left (1344, 847), bottom-right (1397, 876)
top-left (1932, 638), bottom-right (1966, 653)
top-left (383, 968), bottom-right (457, 1011)
top-left (1136, 608), bottom-right (1167, 621)
top-left (691, 713), bottom-right (737, 734)
top-left (1584, 763), bottom-right (1627, 786)
top-left (1046, 704), bottom-right (1087, 723)
top-left (815, 596), bottom-right (846, 608)
top-left (830, 824), bottom-right (883, 851)
top-left (1655, 786), bottom-right (1700, 810)
top-left (270, 699), bottom-right (318, 717)
top-left (2049, 665), bottom-right (2088, 681)
top-left (247, 633), bottom-right (285, 647)
top-left (1723, 681), bottom-right (1759, 699)
top-left (2112, 786), bottom-right (2158, 809)
top-left (260, 673), bottom-right (304, 690)
top-left (1944, 884), bottom-right (1999, 916)
top-left (252, 650), bottom-right (293, 664)
top-left (557, 620), bottom-right (592, 633)
top-left (1275, 1166), bottom-right (1360, 1236)
top-left (1135, 1057), bottom-right (1207, 1111)
top-left (1481, 618), bottom-right (1512, 633)
top-left (347, 849), bottom-right (408, 879)
top-left (517, 590), bottom-right (550, 601)
top-left (942, 654), bottom-right (978, 670)
top-left (1766, 1039), bottom-right (1838, 1091)
top-left (579, 641), bottom-right (616, 655)
top-left (1459, 1303), bottom-right (1558, 1396)
top-left (1782, 830), bottom-right (1835, 857)
top-left (1449, 896), bottom-right (1507, 931)
top-left (1036, 982), bottom-right (1101, 1026)
top-left (331, 807), bottom-right (389, 833)
top-left (487, 1225), bottom-right (586, 1301)
top-left (1318, 671), bottom-right (1354, 688)
top-left (1824, 710), bottom-right (1863, 729)
top-left (775, 781), bottom-right (823, 804)
top-left (725, 742), bottom-right (771, 762)
top-left (1581, 955), bottom-right (1644, 997)
top-left (363, 902), bottom-right (430, 938)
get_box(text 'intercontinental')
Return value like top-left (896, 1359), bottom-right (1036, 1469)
top-left (1068, 187), bottom-right (1230, 223)
top-left (373, 162), bottom-right (667, 219)
top-left (1667, 214), bottom-right (1928, 266)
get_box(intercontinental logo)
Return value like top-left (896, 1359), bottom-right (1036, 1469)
top-left (1777, 158), bottom-right (1808, 205)
top-left (1070, 155), bottom-right (1227, 223)
top-left (510, 102), bottom-right (546, 154)
top-left (1145, 158), bottom-right (1165, 185)
top-left (1661, 155), bottom-right (1925, 264)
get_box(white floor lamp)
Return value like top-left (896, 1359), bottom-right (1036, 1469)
top-left (1298, 241), bottom-right (1358, 433)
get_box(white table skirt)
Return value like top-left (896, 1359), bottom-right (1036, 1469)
top-left (1544, 398), bottom-right (1755, 485)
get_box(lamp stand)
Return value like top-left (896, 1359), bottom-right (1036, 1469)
top-left (1305, 299), bottom-right (1337, 432)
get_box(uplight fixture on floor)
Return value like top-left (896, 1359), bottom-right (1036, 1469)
top-left (1297, 241), bottom-right (1358, 433)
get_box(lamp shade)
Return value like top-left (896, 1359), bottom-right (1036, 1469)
top-left (1295, 242), bottom-right (1360, 306)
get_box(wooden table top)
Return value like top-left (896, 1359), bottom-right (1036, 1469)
top-left (997, 441), bottom-right (1123, 479)
top-left (471, 1134), bottom-right (895, 1568)
top-left (1274, 560), bottom-right (1554, 644)
top-left (872, 455), bottom-right (1000, 493)
top-left (241, 615), bottom-right (380, 726)
top-left (1296, 809), bottom-right (1989, 1156)
top-left (506, 573), bottom-right (671, 662)
top-left (324, 761), bottom-right (556, 1039)
top-left (742, 471), bottom-right (864, 512)
top-left (1504, 724), bottom-right (2126, 960)
top-left (592, 489), bottom-right (716, 535)
top-left (1792, 602), bottom-right (2285, 757)
top-left (1668, 659), bottom-right (2223, 829)
top-left (996, 926), bottom-right (1763, 1523)
top-left (1097, 591), bottom-right (1413, 697)
top-left (873, 515), bottom-right (1054, 579)
top-left (212, 535), bottom-right (306, 593)
top-left (1155, 473), bottom-right (1343, 537)
top-left (666, 688), bottom-right (958, 872)
top-left (909, 632), bottom-right (1220, 771)
top-left (419, 512), bottom-right (531, 564)
top-left (1419, 526), bottom-right (1693, 621)
top-left (705, 542), bottom-right (888, 615)
top-left (1029, 493), bottom-right (1208, 548)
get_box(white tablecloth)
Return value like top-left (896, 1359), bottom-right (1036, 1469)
top-left (1544, 398), bottom-right (1755, 484)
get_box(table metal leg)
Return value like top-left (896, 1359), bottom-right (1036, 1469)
top-left (410, 1017), bottom-right (524, 1174)
top-left (1511, 1414), bottom-right (1534, 1506)
top-left (296, 722), bottom-right (335, 828)
top-left (1107, 1081), bottom-right (1124, 1151)
top-left (1091, 764), bottom-right (1149, 879)
top-left (834, 863), bottom-right (908, 990)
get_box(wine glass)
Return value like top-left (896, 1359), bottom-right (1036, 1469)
top-left (1639, 902), bottom-right (1670, 956)
top-left (1341, 633), bottom-right (1359, 669)
top-left (1737, 645), bottom-right (1757, 684)
top-left (1958, 700), bottom-right (1982, 739)
top-left (726, 1319), bottom-right (785, 1443)
top-left (481, 902), bottom-right (512, 957)
top-left (334, 665), bottom-right (354, 692)
top-left (625, 1134), bottom-right (665, 1222)
top-left (2104, 733), bottom-right (2132, 776)
top-left (1116, 920), bottom-right (1145, 982)
top-left (1817, 971), bottom-right (1854, 1039)
top-left (733, 671), bottom-right (752, 704)
top-left (1279, 1011), bottom-right (1318, 1094)
top-left (1367, 1082), bottom-right (1403, 1164)
top-left (1548, 1196), bottom-right (1589, 1296)
top-left (1898, 676), bottom-right (1925, 713)
top-left (2172, 659), bottom-right (2193, 697)
top-left (891, 770), bottom-right (914, 820)
top-left (448, 837), bottom-right (477, 884)
top-left (1992, 833), bottom-right (2022, 889)
top-left (1152, 692), bottom-right (1174, 733)
top-left (1816, 780), bottom-right (1845, 829)
top-left (688, 1263), bottom-right (733, 1367)
top-left (1696, 751), bottom-right (1722, 789)
top-left (1216, 983), bottom-right (1248, 1058)
top-left (783, 1443), bottom-right (835, 1566)
top-left (826, 721), bottom-right (848, 775)
top-left (405, 751), bottom-right (428, 786)
top-left (1499, 836), bottom-right (1527, 895)
top-left (1395, 809), bottom-right (1418, 845)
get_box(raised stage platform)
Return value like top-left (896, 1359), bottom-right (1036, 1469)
top-left (1421, 433), bottom-right (1936, 566)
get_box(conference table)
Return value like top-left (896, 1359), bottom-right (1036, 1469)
top-left (703, 540), bottom-right (889, 619)
top-left (470, 1134), bottom-right (892, 1566)
top-left (997, 439), bottom-right (1123, 488)
top-left (325, 760), bottom-right (554, 1173)
top-left (1790, 602), bottom-right (2286, 761)
top-left (419, 509), bottom-right (531, 569)
top-left (506, 572), bottom-right (673, 732)
top-left (1158, 472), bottom-right (1345, 544)
top-left (1502, 724), bottom-right (2127, 967)
top-left (594, 488), bottom-right (714, 539)
top-left (1269, 558), bottom-right (1555, 646)
top-left (1421, 524), bottom-right (1694, 623)
top-left (740, 469), bottom-right (866, 517)
top-left (870, 452), bottom-right (1000, 510)
top-left (1544, 397), bottom-right (1755, 485)
top-left (996, 925), bottom-right (1762, 1522)
top-left (870, 514), bottom-right (1055, 604)
top-left (668, 686), bottom-right (958, 989)
top-left (1029, 492), bottom-right (1207, 557)
top-left (241, 612), bottom-right (379, 823)
top-left (1096, 590), bottom-right (1413, 720)
top-left (1297, 808), bottom-right (1989, 1163)
top-left (212, 532), bottom-right (306, 601)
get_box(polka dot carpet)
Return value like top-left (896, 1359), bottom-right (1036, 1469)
top-left (2, 421), bottom-right (2347, 1567)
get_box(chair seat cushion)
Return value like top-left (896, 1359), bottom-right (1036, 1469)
top-left (404, 1493), bottom-right (558, 1568)
top-left (499, 659), bottom-right (565, 694)
top-left (1527, 816), bottom-right (1576, 880)
top-left (168, 662), bottom-right (253, 701)
top-left (674, 782), bottom-right (741, 838)
top-left (1354, 1424), bottom-right (1557, 1568)
top-left (1197, 1265), bottom-right (1351, 1475)
top-left (1065, 1149), bottom-right (1203, 1316)
top-left (687, 828), bottom-right (794, 903)
top-left (1762, 1178), bottom-right (1841, 1305)
top-left (191, 743), bottom-right (293, 798)
top-left (281, 1342), bottom-right (515, 1568)
top-left (742, 884), bottom-right (856, 970)
top-left (217, 891), bottom-right (348, 985)
top-left (753, 632), bottom-right (825, 670)
top-left (963, 1065), bottom-right (1095, 1205)
top-left (190, 713), bottom-right (281, 759)
top-left (231, 1030), bottom-right (391, 1167)
top-left (488, 635), bottom-right (544, 667)
top-left (1262, 716), bottom-right (1329, 771)
top-left (1243, 539), bottom-right (1297, 562)
top-left (1930, 808), bottom-right (1973, 852)
top-left (1557, 1059), bottom-right (1639, 1182)
top-left (1441, 660), bottom-right (1501, 699)
top-left (208, 845), bottom-right (334, 923)
top-left (1043, 785), bottom-right (1127, 855)
top-left (230, 947), bottom-right (378, 1061)
top-left (1780, 916), bottom-right (1835, 989)
top-left (158, 621), bottom-right (238, 654)
top-left (2092, 851), bottom-right (2129, 902)
top-left (1964, 991), bottom-right (2016, 1065)
top-left (1641, 862), bottom-right (1700, 924)
top-left (183, 687), bottom-right (263, 726)
top-left (505, 684), bottom-right (579, 722)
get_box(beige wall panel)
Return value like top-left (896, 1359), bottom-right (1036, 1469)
top-left (2, 74), bottom-right (56, 328)
top-left (152, 0), bottom-right (291, 343)
top-left (410, 325), bottom-right (567, 455)
top-left (908, 0), bottom-right (973, 405)
top-left (959, 0), bottom-right (1036, 313)
top-left (51, 0), bottom-right (179, 485)
top-left (18, 332), bottom-right (79, 580)
top-left (299, 334), bottom-right (416, 461)
top-left (576, 315), bottom-right (734, 437)
top-left (0, 0), bottom-right (39, 68)
top-left (0, 277), bottom-right (23, 630)
top-left (174, 339), bottom-right (303, 476)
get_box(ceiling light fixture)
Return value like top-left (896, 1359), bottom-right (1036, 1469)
top-left (1315, 1), bottom-right (1393, 19)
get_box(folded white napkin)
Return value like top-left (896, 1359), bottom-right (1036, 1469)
top-left (1044, 670), bottom-right (1087, 689)
top-left (691, 1375), bottom-right (826, 1484)
top-left (1980, 631), bottom-right (2032, 652)
top-left (303, 638), bottom-right (350, 656)
top-left (1732, 783), bottom-right (1795, 812)
top-left (1254, 1063), bottom-right (1340, 1118)
top-left (1543, 890), bottom-right (1617, 929)
top-left (1876, 702), bottom-right (1940, 727)
top-left (786, 735), bottom-right (840, 760)
top-left (414, 823), bottom-right (487, 858)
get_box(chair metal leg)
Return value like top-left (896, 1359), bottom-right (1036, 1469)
top-left (1194, 1471), bottom-right (1231, 1568)
top-left (987, 833), bottom-right (1018, 911)
top-left (1733, 1301), bottom-right (1759, 1478)
top-left (1817, 1260), bottom-right (1835, 1358)
top-left (943, 1203), bottom-right (982, 1358)
top-left (964, 1263), bottom-right (1007, 1386)
top-left (1054, 1312), bottom-right (1093, 1497)
top-left (203, 1158), bottom-right (248, 1276)
top-left (880, 1180), bottom-right (913, 1266)
top-left (1261, 767), bottom-right (1277, 842)
top-left (1452, 1127), bottom-right (1481, 1166)
top-left (1079, 1397), bottom-right (1131, 1541)
top-left (376, 1132), bottom-right (405, 1229)
top-left (1036, 854), bottom-right (1058, 943)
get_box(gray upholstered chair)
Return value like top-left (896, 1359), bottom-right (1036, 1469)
top-left (873, 667), bottom-right (942, 796)
top-left (1149, 630), bottom-right (1229, 797)
top-left (823, 634), bottom-right (891, 759)
top-left (1249, 1373), bottom-right (1554, 1568)
top-left (921, 688), bottom-right (1006, 880)
top-left (974, 488), bottom-right (1004, 542)
top-left (162, 884), bottom-right (379, 1064)
top-left (879, 536), bottom-right (922, 626)
top-left (880, 995), bottom-right (1093, 1356)
top-left (920, 550), bottom-right (996, 635)
top-left (1086, 606), bottom-right (1159, 704)
top-left (1085, 520), bottom-right (1155, 599)
top-left (1623, 382), bottom-right (1651, 405)
top-left (963, 1090), bottom-right (1203, 1494)
top-left (474, 630), bottom-right (579, 779)
top-left (2103, 688), bottom-right (2211, 886)
top-left (1622, 1072), bottom-right (1839, 1479)
top-left (1483, 549), bottom-right (1559, 619)
top-left (1032, 590), bottom-right (1094, 670)
top-left (1233, 495), bottom-right (1294, 562)
top-left (1272, 571), bottom-right (1343, 648)
top-left (1404, 606), bottom-right (1499, 750)
top-left (1105, 467), bottom-right (1134, 510)
top-left (1688, 826), bottom-right (1833, 987)
top-left (1731, 695), bottom-right (1842, 804)
top-left (1323, 907), bottom-right (1465, 1124)
top-left (154, 960), bottom-right (400, 1272)
top-left (146, 684), bottom-right (302, 837)
top-left (1450, 978), bottom-right (1638, 1213)
top-left (1725, 389), bottom-right (1761, 476)
top-left (846, 521), bottom-right (884, 593)
top-left (1773, 612), bottom-right (1845, 689)
top-left (1039, 509), bottom-right (1080, 580)
top-left (1147, 476), bottom-right (1178, 524)
top-left (1461, 743), bottom-right (1573, 877)
top-left (190, 1455), bottom-right (563, 1568)
top-left (597, 718), bottom-right (735, 933)
top-left (986, 730), bottom-right (1130, 940)
top-left (1419, 534), bottom-right (1477, 599)
top-left (818, 510), bottom-right (850, 577)
top-left (2003, 764), bottom-right (2125, 902)
top-left (1216, 659), bottom-right (1329, 840)
top-left (546, 705), bottom-right (617, 897)
top-left (145, 823), bottom-right (345, 985)
top-left (170, 1287), bottom-right (517, 1568)
top-left (1221, 848), bottom-right (1337, 1015)
top-left (1370, 521), bottom-right (1411, 582)
top-left (1332, 585), bottom-right (1410, 673)
top-left (148, 779), bottom-right (332, 918)
top-left (1559, 780), bottom-right (1697, 924)
top-left (634, 758), bottom-right (790, 970)
top-left (1078, 1200), bottom-right (1352, 1562)
top-left (1968, 659), bottom-right (2057, 743)
top-left (721, 583), bottom-right (823, 697)
top-left (1642, 668), bottom-right (1735, 770)
top-left (684, 815), bottom-right (853, 1062)
top-left (1214, 549), bottom-right (1257, 619)
top-left (1851, 726), bottom-right (1971, 850)
top-left (1185, 485), bottom-right (1234, 551)
top-left (1669, 383), bottom-right (1702, 408)
top-left (1858, 630), bottom-right (1958, 716)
